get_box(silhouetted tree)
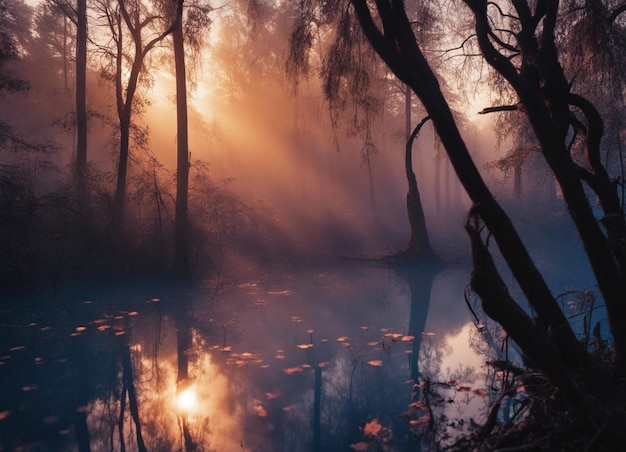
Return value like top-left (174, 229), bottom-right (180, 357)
top-left (96, 0), bottom-right (175, 229)
top-left (292, 0), bottom-right (626, 445)
top-left (165, 0), bottom-right (211, 281)
top-left (44, 0), bottom-right (88, 204)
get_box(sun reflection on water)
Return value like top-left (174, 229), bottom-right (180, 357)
top-left (176, 388), bottom-right (198, 413)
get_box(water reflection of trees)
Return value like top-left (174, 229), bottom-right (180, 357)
top-left (0, 266), bottom-right (505, 450)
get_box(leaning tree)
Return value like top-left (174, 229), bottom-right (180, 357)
top-left (290, 0), bottom-right (626, 446)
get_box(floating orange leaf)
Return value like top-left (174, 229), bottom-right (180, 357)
top-left (367, 360), bottom-right (383, 367)
top-left (350, 443), bottom-right (369, 451)
top-left (364, 419), bottom-right (382, 436)
top-left (266, 390), bottom-right (282, 400)
top-left (254, 404), bottom-right (267, 417)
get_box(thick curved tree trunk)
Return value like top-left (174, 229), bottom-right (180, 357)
top-left (405, 116), bottom-right (433, 257)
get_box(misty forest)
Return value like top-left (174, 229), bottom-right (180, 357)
top-left (1, 0), bottom-right (626, 450)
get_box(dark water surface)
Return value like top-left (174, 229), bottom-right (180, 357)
top-left (1, 263), bottom-right (508, 451)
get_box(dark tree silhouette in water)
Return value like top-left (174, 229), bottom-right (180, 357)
top-left (292, 0), bottom-right (626, 446)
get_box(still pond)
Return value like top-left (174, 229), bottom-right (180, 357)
top-left (1, 262), bottom-right (533, 451)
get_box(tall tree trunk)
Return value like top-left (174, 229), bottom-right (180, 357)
top-left (76, 0), bottom-right (87, 205)
top-left (114, 114), bottom-right (131, 223)
top-left (173, 0), bottom-right (190, 280)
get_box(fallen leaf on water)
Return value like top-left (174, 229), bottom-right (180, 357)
top-left (409, 414), bottom-right (431, 428)
top-left (0, 411), bottom-right (10, 420)
top-left (275, 355), bottom-right (285, 360)
top-left (350, 443), bottom-right (369, 451)
top-left (128, 311), bottom-right (138, 316)
top-left (75, 326), bottom-right (87, 332)
top-left (266, 390), bottom-right (282, 400)
top-left (401, 335), bottom-right (415, 342)
top-left (9, 346), bottom-right (25, 352)
top-left (337, 336), bottom-right (348, 342)
top-left (254, 404), bottom-right (267, 417)
top-left (422, 332), bottom-right (436, 336)
top-left (296, 344), bottom-right (314, 349)
top-left (364, 419), bottom-right (382, 436)
top-left (283, 366), bottom-right (303, 375)
top-left (43, 416), bottom-right (59, 425)
top-left (367, 360), bottom-right (383, 367)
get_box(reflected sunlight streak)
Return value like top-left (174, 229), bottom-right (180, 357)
top-left (176, 388), bottom-right (198, 413)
